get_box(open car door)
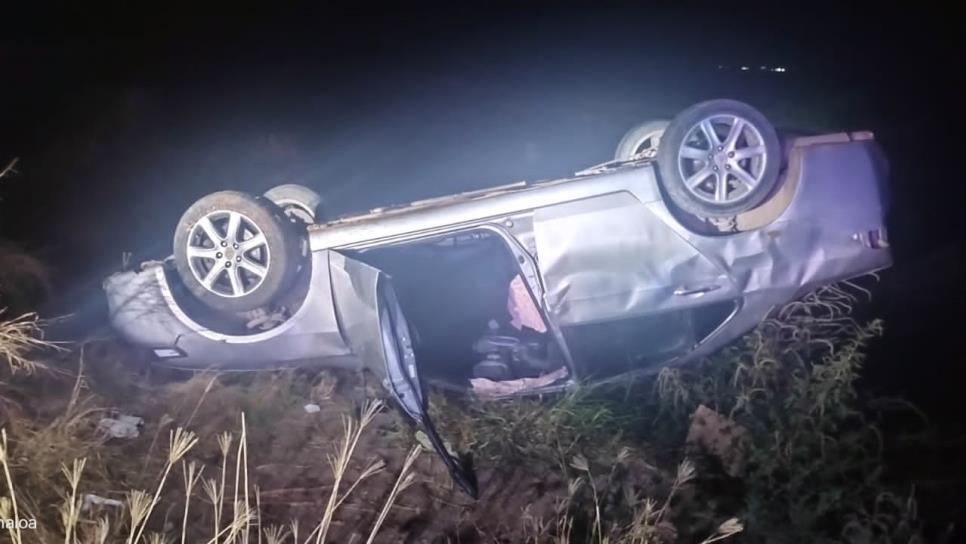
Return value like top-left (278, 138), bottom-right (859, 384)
top-left (327, 250), bottom-right (479, 498)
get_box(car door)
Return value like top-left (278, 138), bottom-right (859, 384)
top-left (534, 192), bottom-right (739, 326)
top-left (533, 193), bottom-right (740, 379)
top-left (326, 250), bottom-right (478, 498)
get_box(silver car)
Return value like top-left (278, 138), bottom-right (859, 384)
top-left (104, 100), bottom-right (891, 496)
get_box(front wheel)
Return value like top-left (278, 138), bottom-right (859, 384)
top-left (264, 183), bottom-right (323, 224)
top-left (173, 191), bottom-right (303, 313)
top-left (657, 100), bottom-right (781, 218)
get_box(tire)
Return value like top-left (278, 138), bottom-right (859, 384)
top-left (264, 184), bottom-right (323, 224)
top-left (614, 119), bottom-right (670, 161)
top-left (173, 191), bottom-right (303, 313)
top-left (657, 100), bottom-right (781, 218)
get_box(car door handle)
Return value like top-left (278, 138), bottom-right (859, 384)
top-left (674, 284), bottom-right (722, 297)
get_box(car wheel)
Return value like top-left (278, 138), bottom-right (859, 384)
top-left (264, 183), bottom-right (323, 224)
top-left (173, 191), bottom-right (302, 313)
top-left (657, 100), bottom-right (781, 218)
top-left (614, 119), bottom-right (670, 161)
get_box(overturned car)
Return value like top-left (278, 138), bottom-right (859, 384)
top-left (104, 100), bottom-right (892, 496)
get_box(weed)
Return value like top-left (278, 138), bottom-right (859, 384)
top-left (640, 281), bottom-right (924, 542)
top-left (527, 450), bottom-right (741, 543)
top-left (0, 278), bottom-right (938, 542)
top-left (433, 386), bottom-right (630, 473)
top-left (0, 400), bottom-right (423, 543)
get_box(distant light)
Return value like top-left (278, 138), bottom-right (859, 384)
top-left (740, 66), bottom-right (750, 71)
top-left (760, 65), bottom-right (767, 70)
top-left (771, 67), bottom-right (787, 73)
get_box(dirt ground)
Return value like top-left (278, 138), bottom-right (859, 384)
top-left (0, 336), bottom-right (689, 543)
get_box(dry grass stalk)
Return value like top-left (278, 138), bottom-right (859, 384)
top-left (263, 524), bottom-right (290, 544)
top-left (126, 490), bottom-right (153, 543)
top-left (181, 461), bottom-right (205, 544)
top-left (312, 399), bottom-right (382, 544)
top-left (698, 518), bottom-right (744, 544)
top-left (183, 374), bottom-right (218, 430)
top-left (333, 459), bottom-right (385, 512)
top-left (60, 457), bottom-right (87, 544)
top-left (146, 532), bottom-right (171, 544)
top-left (201, 478), bottom-right (221, 542)
top-left (215, 431), bottom-right (233, 541)
top-left (569, 453), bottom-right (603, 541)
top-left (0, 311), bottom-right (61, 373)
top-left (140, 414), bottom-right (174, 478)
top-left (89, 516), bottom-right (111, 544)
top-left (0, 428), bottom-right (23, 544)
top-left (365, 445), bottom-right (421, 544)
top-left (255, 486), bottom-right (262, 544)
top-left (0, 157), bottom-right (18, 180)
top-left (206, 502), bottom-right (253, 544)
top-left (654, 459), bottom-right (695, 522)
top-left (130, 428), bottom-right (198, 544)
top-left (231, 415), bottom-right (250, 543)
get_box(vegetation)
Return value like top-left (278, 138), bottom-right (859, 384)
top-left (432, 282), bottom-right (929, 543)
top-left (0, 264), bottom-right (944, 542)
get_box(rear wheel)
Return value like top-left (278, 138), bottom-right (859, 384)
top-left (657, 100), bottom-right (781, 218)
top-left (614, 119), bottom-right (669, 161)
top-left (173, 191), bottom-right (302, 313)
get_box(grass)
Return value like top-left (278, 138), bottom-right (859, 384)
top-left (432, 384), bottom-right (631, 473)
top-left (0, 307), bottom-right (425, 542)
top-left (431, 280), bottom-right (932, 542)
top-left (0, 277), bottom-right (942, 542)
top-left (0, 310), bottom-right (57, 374)
top-left (636, 283), bottom-right (904, 541)
top-left (0, 401), bottom-right (423, 543)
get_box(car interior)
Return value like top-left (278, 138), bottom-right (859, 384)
top-left (351, 229), bottom-right (568, 389)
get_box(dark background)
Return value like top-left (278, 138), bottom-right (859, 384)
top-left (1, 3), bottom-right (961, 422)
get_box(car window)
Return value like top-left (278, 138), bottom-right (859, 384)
top-left (563, 299), bottom-right (739, 381)
top-left (562, 309), bottom-right (695, 380)
top-left (692, 299), bottom-right (740, 343)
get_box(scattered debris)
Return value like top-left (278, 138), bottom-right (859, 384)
top-left (470, 366), bottom-right (568, 399)
top-left (82, 494), bottom-right (124, 511)
top-left (97, 414), bottom-right (144, 439)
top-left (414, 430), bottom-right (433, 451)
top-left (303, 403), bottom-right (321, 414)
top-left (137, 259), bottom-right (167, 272)
top-left (507, 274), bottom-right (546, 332)
top-left (415, 430), bottom-right (456, 457)
top-left (685, 405), bottom-right (749, 477)
top-left (244, 307), bottom-right (289, 331)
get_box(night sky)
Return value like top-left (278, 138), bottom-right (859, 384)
top-left (1, 4), bottom-right (961, 416)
